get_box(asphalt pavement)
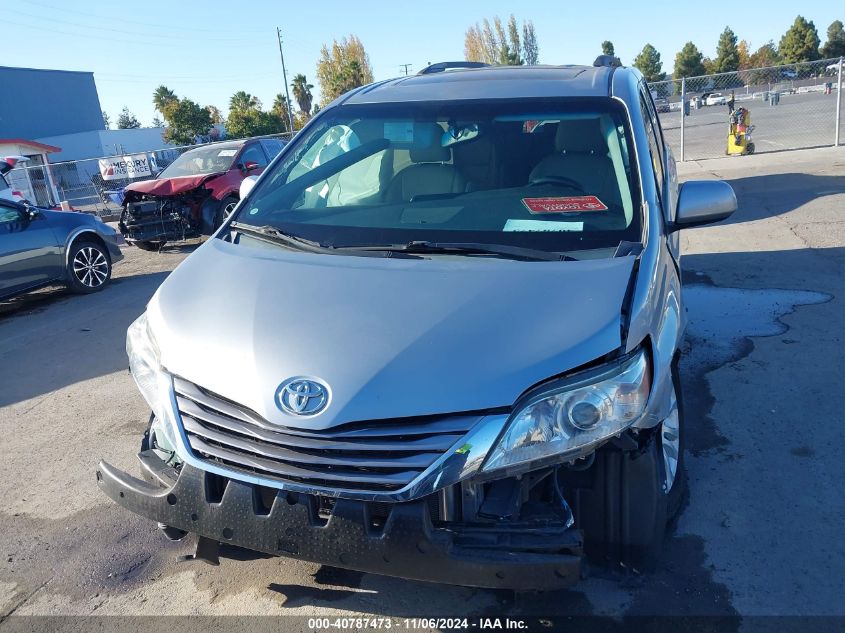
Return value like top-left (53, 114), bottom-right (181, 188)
top-left (0, 147), bottom-right (844, 630)
top-left (659, 90), bottom-right (841, 160)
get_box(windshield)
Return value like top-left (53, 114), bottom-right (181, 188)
top-left (234, 99), bottom-right (641, 254)
top-left (158, 144), bottom-right (241, 178)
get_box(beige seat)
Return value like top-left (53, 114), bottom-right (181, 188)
top-left (385, 125), bottom-right (466, 203)
top-left (529, 119), bottom-right (622, 209)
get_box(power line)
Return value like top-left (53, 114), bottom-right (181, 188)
top-left (399, 63), bottom-right (413, 76)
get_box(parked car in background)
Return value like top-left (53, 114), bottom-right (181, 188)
top-left (119, 137), bottom-right (286, 251)
top-left (654, 97), bottom-right (670, 113)
top-left (0, 199), bottom-right (123, 299)
top-left (98, 59), bottom-right (737, 590)
top-left (704, 92), bottom-right (727, 106)
top-left (0, 157), bottom-right (29, 204)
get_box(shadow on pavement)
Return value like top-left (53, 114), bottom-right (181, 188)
top-left (699, 172), bottom-right (845, 227)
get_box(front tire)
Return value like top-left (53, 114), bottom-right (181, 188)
top-left (133, 240), bottom-right (166, 252)
top-left (67, 240), bottom-right (112, 294)
top-left (576, 362), bottom-right (686, 570)
top-left (213, 195), bottom-right (239, 230)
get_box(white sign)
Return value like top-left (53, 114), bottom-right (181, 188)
top-left (98, 154), bottom-right (158, 180)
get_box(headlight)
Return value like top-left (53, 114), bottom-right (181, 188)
top-left (126, 313), bottom-right (173, 428)
top-left (482, 350), bottom-right (651, 473)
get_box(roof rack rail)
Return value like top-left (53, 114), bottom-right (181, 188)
top-left (593, 55), bottom-right (622, 68)
top-left (418, 61), bottom-right (490, 75)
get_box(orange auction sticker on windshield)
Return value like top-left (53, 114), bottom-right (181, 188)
top-left (522, 196), bottom-right (608, 214)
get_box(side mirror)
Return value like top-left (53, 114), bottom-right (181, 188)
top-left (241, 161), bottom-right (260, 172)
top-left (22, 201), bottom-right (39, 219)
top-left (239, 175), bottom-right (258, 199)
top-left (670, 180), bottom-right (737, 231)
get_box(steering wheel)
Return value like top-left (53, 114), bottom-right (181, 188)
top-left (528, 176), bottom-right (586, 194)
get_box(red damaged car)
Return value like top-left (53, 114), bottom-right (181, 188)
top-left (119, 138), bottom-right (285, 250)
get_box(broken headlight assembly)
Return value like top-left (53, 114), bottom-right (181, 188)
top-left (126, 313), bottom-right (177, 446)
top-left (482, 349), bottom-right (651, 474)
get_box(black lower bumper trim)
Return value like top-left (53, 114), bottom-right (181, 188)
top-left (96, 461), bottom-right (583, 590)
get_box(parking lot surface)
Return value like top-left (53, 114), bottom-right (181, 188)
top-left (659, 91), bottom-right (840, 160)
top-left (1, 148), bottom-right (844, 627)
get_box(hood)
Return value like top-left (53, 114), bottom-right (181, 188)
top-left (148, 238), bottom-right (635, 430)
top-left (124, 173), bottom-right (222, 197)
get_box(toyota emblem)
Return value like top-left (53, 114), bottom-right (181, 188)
top-left (276, 377), bottom-right (330, 417)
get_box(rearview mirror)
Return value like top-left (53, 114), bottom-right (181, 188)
top-left (239, 175), bottom-right (258, 199)
top-left (670, 180), bottom-right (737, 231)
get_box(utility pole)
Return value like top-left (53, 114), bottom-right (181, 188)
top-left (276, 27), bottom-right (296, 136)
top-left (399, 63), bottom-right (413, 76)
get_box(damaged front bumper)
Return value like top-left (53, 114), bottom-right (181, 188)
top-left (96, 455), bottom-right (584, 590)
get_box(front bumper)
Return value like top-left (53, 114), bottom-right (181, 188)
top-left (96, 459), bottom-right (583, 590)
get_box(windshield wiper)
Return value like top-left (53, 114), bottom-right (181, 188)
top-left (230, 222), bottom-right (326, 251)
top-left (339, 241), bottom-right (576, 262)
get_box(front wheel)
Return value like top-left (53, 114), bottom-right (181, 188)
top-left (576, 363), bottom-right (686, 570)
top-left (213, 195), bottom-right (239, 230)
top-left (67, 240), bottom-right (112, 293)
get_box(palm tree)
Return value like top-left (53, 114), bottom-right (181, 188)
top-left (206, 105), bottom-right (223, 124)
top-left (291, 74), bottom-right (314, 114)
top-left (152, 85), bottom-right (177, 115)
top-left (272, 94), bottom-right (291, 132)
top-left (229, 91), bottom-right (260, 113)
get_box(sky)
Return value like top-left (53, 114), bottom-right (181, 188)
top-left (1, 0), bottom-right (842, 127)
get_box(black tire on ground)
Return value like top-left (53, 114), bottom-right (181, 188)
top-left (133, 241), bottom-right (166, 252)
top-left (67, 240), bottom-right (112, 294)
top-left (213, 195), bottom-right (239, 230)
top-left (746, 142), bottom-right (755, 155)
top-left (574, 359), bottom-right (686, 571)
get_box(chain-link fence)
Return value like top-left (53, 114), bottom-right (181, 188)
top-left (649, 57), bottom-right (844, 161)
top-left (6, 133), bottom-right (293, 217)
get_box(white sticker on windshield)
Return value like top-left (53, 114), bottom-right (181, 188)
top-left (218, 149), bottom-right (238, 157)
top-left (384, 121), bottom-right (415, 143)
top-left (503, 219), bottom-right (584, 232)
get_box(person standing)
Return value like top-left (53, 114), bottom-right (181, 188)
top-left (727, 91), bottom-right (735, 113)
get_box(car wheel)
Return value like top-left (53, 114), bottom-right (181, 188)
top-left (67, 240), bottom-right (112, 294)
top-left (134, 241), bottom-right (166, 252)
top-left (575, 361), bottom-right (686, 571)
top-left (214, 195), bottom-right (239, 230)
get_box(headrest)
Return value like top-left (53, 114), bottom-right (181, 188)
top-left (555, 118), bottom-right (607, 154)
top-left (409, 123), bottom-right (451, 163)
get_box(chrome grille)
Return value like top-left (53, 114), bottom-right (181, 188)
top-left (173, 377), bottom-right (481, 492)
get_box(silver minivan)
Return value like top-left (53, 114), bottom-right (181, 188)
top-left (99, 59), bottom-right (736, 590)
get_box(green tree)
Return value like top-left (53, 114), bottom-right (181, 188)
top-left (633, 44), bottom-right (665, 82)
top-left (102, 110), bottom-right (110, 129)
top-left (674, 42), bottom-right (707, 78)
top-left (206, 105), bottom-right (223, 124)
top-left (162, 98), bottom-right (212, 145)
top-left (522, 21), bottom-right (539, 64)
top-left (272, 93), bottom-right (292, 131)
top-left (601, 41), bottom-right (615, 56)
top-left (229, 91), bottom-right (260, 113)
top-left (820, 20), bottom-right (845, 58)
top-left (291, 74), bottom-right (314, 113)
top-left (751, 41), bottom-right (780, 67)
top-left (714, 27), bottom-right (740, 72)
top-left (779, 16), bottom-right (820, 63)
top-left (505, 15), bottom-right (523, 65)
top-left (226, 91), bottom-right (287, 139)
top-left (464, 15), bottom-right (538, 65)
top-left (151, 115), bottom-right (164, 128)
top-left (116, 106), bottom-right (141, 129)
top-left (152, 85), bottom-right (178, 116)
top-left (315, 35), bottom-right (374, 102)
